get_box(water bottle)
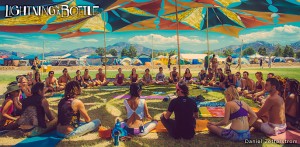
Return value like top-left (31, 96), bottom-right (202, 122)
top-left (113, 131), bottom-right (120, 146)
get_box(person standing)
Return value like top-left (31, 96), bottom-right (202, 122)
top-left (31, 57), bottom-right (41, 74)
top-left (161, 81), bottom-right (199, 139)
top-left (259, 58), bottom-right (263, 69)
top-left (225, 55), bottom-right (233, 70)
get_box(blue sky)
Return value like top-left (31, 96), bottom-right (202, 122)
top-left (1, 22), bottom-right (299, 55)
top-left (0, 0), bottom-right (300, 55)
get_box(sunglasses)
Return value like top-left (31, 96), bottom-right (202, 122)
top-left (50, 73), bottom-right (54, 74)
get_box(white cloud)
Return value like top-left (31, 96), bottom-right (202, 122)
top-left (61, 37), bottom-right (98, 43)
top-left (128, 34), bottom-right (218, 45)
top-left (0, 43), bottom-right (43, 51)
top-left (240, 25), bottom-right (300, 43)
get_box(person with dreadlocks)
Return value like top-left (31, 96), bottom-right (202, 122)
top-left (56, 81), bottom-right (100, 138)
top-left (284, 79), bottom-right (300, 131)
top-left (18, 82), bottom-right (57, 137)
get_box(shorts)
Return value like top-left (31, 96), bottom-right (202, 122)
top-left (221, 129), bottom-right (250, 141)
top-left (261, 122), bottom-right (286, 136)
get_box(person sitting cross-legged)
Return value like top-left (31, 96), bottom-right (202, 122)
top-left (18, 82), bottom-right (58, 137)
top-left (121, 83), bottom-right (158, 136)
top-left (95, 68), bottom-right (109, 86)
top-left (253, 78), bottom-right (287, 136)
top-left (207, 86), bottom-right (257, 141)
top-left (113, 68), bottom-right (128, 86)
top-left (56, 81), bottom-right (101, 138)
top-left (161, 80), bottom-right (199, 139)
top-left (141, 68), bottom-right (154, 86)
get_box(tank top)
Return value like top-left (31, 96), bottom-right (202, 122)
top-left (75, 76), bottom-right (82, 83)
top-left (131, 74), bottom-right (137, 83)
top-left (21, 95), bottom-right (46, 128)
top-left (172, 72), bottom-right (178, 81)
top-left (124, 99), bottom-right (145, 119)
top-left (83, 75), bottom-right (90, 82)
top-left (184, 74), bottom-right (192, 81)
top-left (143, 74), bottom-right (151, 82)
top-left (228, 74), bottom-right (234, 84)
top-left (117, 74), bottom-right (124, 84)
top-left (58, 98), bottom-right (80, 128)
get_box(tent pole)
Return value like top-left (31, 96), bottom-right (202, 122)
top-left (152, 35), bottom-right (154, 75)
top-left (206, 7), bottom-right (210, 69)
top-left (104, 12), bottom-right (107, 75)
top-left (239, 39), bottom-right (244, 72)
top-left (42, 40), bottom-right (45, 77)
top-left (175, 0), bottom-right (181, 77)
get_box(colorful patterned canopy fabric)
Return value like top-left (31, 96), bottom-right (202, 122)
top-left (43, 7), bottom-right (155, 36)
top-left (160, 7), bottom-right (269, 37)
top-left (229, 0), bottom-right (300, 15)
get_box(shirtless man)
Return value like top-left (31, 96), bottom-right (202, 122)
top-left (46, 71), bottom-right (59, 93)
top-left (95, 68), bottom-right (109, 86)
top-left (210, 54), bottom-right (218, 74)
top-left (253, 78), bottom-right (286, 136)
top-left (58, 68), bottom-right (72, 91)
top-left (241, 71), bottom-right (255, 96)
top-left (169, 67), bottom-right (179, 84)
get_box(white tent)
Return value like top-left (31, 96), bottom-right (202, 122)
top-left (121, 58), bottom-right (132, 66)
top-left (233, 57), bottom-right (250, 64)
top-left (132, 58), bottom-right (142, 65)
top-left (248, 53), bottom-right (264, 59)
top-left (181, 54), bottom-right (207, 60)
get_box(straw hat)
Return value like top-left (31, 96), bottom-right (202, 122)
top-left (3, 84), bottom-right (20, 95)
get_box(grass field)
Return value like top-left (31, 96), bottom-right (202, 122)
top-left (0, 67), bottom-right (299, 146)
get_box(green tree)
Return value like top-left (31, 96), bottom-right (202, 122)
top-left (109, 48), bottom-right (118, 56)
top-left (258, 47), bottom-right (267, 56)
top-left (296, 51), bottom-right (300, 58)
top-left (128, 45), bottom-right (137, 58)
top-left (95, 47), bottom-right (105, 56)
top-left (223, 49), bottom-right (233, 57)
top-left (169, 50), bottom-right (176, 57)
top-left (242, 47), bottom-right (255, 56)
top-left (153, 52), bottom-right (158, 58)
top-left (288, 46), bottom-right (294, 57)
top-left (274, 45), bottom-right (283, 57)
top-left (121, 48), bottom-right (128, 57)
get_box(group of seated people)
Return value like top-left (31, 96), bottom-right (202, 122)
top-left (0, 67), bottom-right (299, 143)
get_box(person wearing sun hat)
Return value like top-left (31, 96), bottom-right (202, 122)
top-left (0, 84), bottom-right (22, 130)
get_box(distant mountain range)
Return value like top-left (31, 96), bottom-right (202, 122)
top-left (214, 41), bottom-right (300, 55)
top-left (1, 41), bottom-right (299, 58)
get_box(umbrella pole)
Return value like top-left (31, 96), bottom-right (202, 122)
top-left (175, 0), bottom-right (181, 77)
top-left (206, 7), bottom-right (210, 69)
top-left (104, 12), bottom-right (107, 75)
